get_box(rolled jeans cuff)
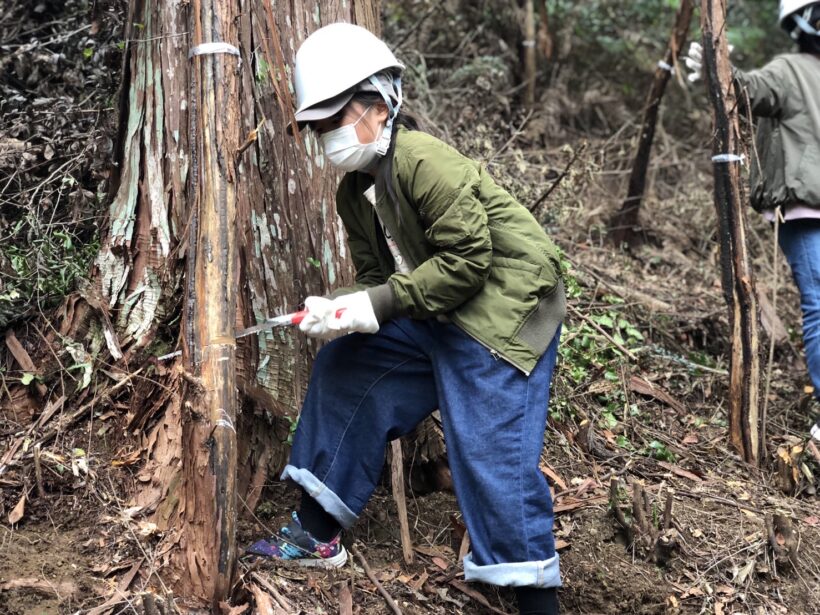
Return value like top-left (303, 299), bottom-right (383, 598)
top-left (463, 553), bottom-right (561, 588)
top-left (281, 465), bottom-right (358, 529)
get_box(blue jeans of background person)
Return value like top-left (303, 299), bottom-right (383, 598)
top-left (779, 219), bottom-right (820, 398)
top-left (282, 318), bottom-right (561, 588)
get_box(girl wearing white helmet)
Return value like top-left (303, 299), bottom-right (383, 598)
top-left (247, 22), bottom-right (565, 615)
top-left (686, 3), bottom-right (820, 445)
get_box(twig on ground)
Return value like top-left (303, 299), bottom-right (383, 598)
top-left (569, 305), bottom-right (638, 361)
top-left (351, 544), bottom-right (403, 615)
top-left (530, 141), bottom-right (588, 215)
top-left (33, 444), bottom-right (45, 500)
top-left (485, 109), bottom-right (533, 166)
top-left (250, 572), bottom-right (293, 613)
top-left (761, 207), bottom-right (784, 455)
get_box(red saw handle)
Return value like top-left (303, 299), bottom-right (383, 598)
top-left (290, 308), bottom-right (346, 325)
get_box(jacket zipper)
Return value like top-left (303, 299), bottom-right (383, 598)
top-left (370, 186), bottom-right (533, 376)
top-left (451, 316), bottom-right (532, 377)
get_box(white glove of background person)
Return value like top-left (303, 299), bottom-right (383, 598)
top-left (298, 296), bottom-right (339, 339)
top-left (327, 291), bottom-right (379, 335)
top-left (684, 42), bottom-right (703, 82)
top-left (685, 41), bottom-right (733, 83)
top-left (812, 418), bottom-right (820, 443)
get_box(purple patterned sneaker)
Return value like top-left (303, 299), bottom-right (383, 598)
top-left (245, 511), bottom-right (347, 568)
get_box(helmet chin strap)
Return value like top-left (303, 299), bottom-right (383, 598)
top-left (791, 7), bottom-right (820, 39)
top-left (367, 74), bottom-right (403, 156)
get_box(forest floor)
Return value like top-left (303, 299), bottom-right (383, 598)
top-left (2, 2), bottom-right (820, 615)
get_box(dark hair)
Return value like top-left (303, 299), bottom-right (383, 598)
top-left (350, 91), bottom-right (423, 225)
top-left (797, 31), bottom-right (820, 54)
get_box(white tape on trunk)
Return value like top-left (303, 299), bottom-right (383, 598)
top-left (189, 42), bottom-right (241, 68)
top-left (712, 154), bottom-right (745, 163)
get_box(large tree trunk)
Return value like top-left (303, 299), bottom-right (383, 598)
top-left (92, 0), bottom-right (379, 605)
top-left (700, 0), bottom-right (760, 465)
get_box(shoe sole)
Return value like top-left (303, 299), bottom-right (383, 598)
top-left (293, 546), bottom-right (348, 568)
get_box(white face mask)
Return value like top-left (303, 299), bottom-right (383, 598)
top-left (319, 106), bottom-right (384, 172)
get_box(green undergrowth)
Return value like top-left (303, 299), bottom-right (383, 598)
top-left (552, 259), bottom-right (683, 463)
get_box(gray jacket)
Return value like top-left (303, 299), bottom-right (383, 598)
top-left (734, 53), bottom-right (820, 211)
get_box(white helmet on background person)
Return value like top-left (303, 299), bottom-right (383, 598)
top-left (779, 0), bottom-right (815, 23)
top-left (292, 22), bottom-right (405, 141)
top-left (779, 1), bottom-right (820, 38)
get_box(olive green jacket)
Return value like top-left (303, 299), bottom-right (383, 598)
top-left (333, 127), bottom-right (565, 375)
top-left (734, 53), bottom-right (820, 211)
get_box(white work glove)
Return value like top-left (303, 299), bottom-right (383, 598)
top-left (812, 418), bottom-right (820, 443)
top-left (298, 296), bottom-right (339, 339)
top-left (327, 291), bottom-right (379, 335)
top-left (297, 292), bottom-right (379, 339)
top-left (685, 41), bottom-right (734, 83)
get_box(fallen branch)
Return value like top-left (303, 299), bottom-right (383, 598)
top-left (339, 581), bottom-right (353, 615)
top-left (249, 583), bottom-right (284, 615)
top-left (0, 577), bottom-right (78, 598)
top-left (351, 544), bottom-right (403, 615)
top-left (250, 572), bottom-right (293, 613)
top-left (569, 305), bottom-right (638, 361)
top-left (448, 579), bottom-right (507, 615)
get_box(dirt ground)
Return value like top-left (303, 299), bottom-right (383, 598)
top-left (3, 2), bottom-right (820, 615)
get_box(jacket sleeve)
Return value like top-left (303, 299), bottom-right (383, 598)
top-left (371, 142), bottom-right (493, 321)
top-left (733, 58), bottom-right (791, 118)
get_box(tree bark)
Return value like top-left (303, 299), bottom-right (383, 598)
top-left (608, 0), bottom-right (694, 247)
top-left (700, 0), bottom-right (760, 465)
top-left (93, 0), bottom-right (374, 606)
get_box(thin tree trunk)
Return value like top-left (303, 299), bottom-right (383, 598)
top-left (522, 0), bottom-right (536, 108)
top-left (700, 0), bottom-right (760, 465)
top-left (608, 0), bottom-right (694, 247)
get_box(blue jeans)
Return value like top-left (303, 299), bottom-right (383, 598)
top-left (779, 220), bottom-right (820, 397)
top-left (282, 318), bottom-right (561, 588)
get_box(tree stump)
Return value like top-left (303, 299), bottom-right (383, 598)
top-left (609, 478), bottom-right (678, 566)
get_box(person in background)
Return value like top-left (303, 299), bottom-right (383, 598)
top-left (686, 1), bottom-right (820, 445)
top-left (245, 22), bottom-right (567, 615)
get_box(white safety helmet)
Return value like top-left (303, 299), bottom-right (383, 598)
top-left (780, 1), bottom-right (820, 38)
top-left (292, 22), bottom-right (405, 144)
